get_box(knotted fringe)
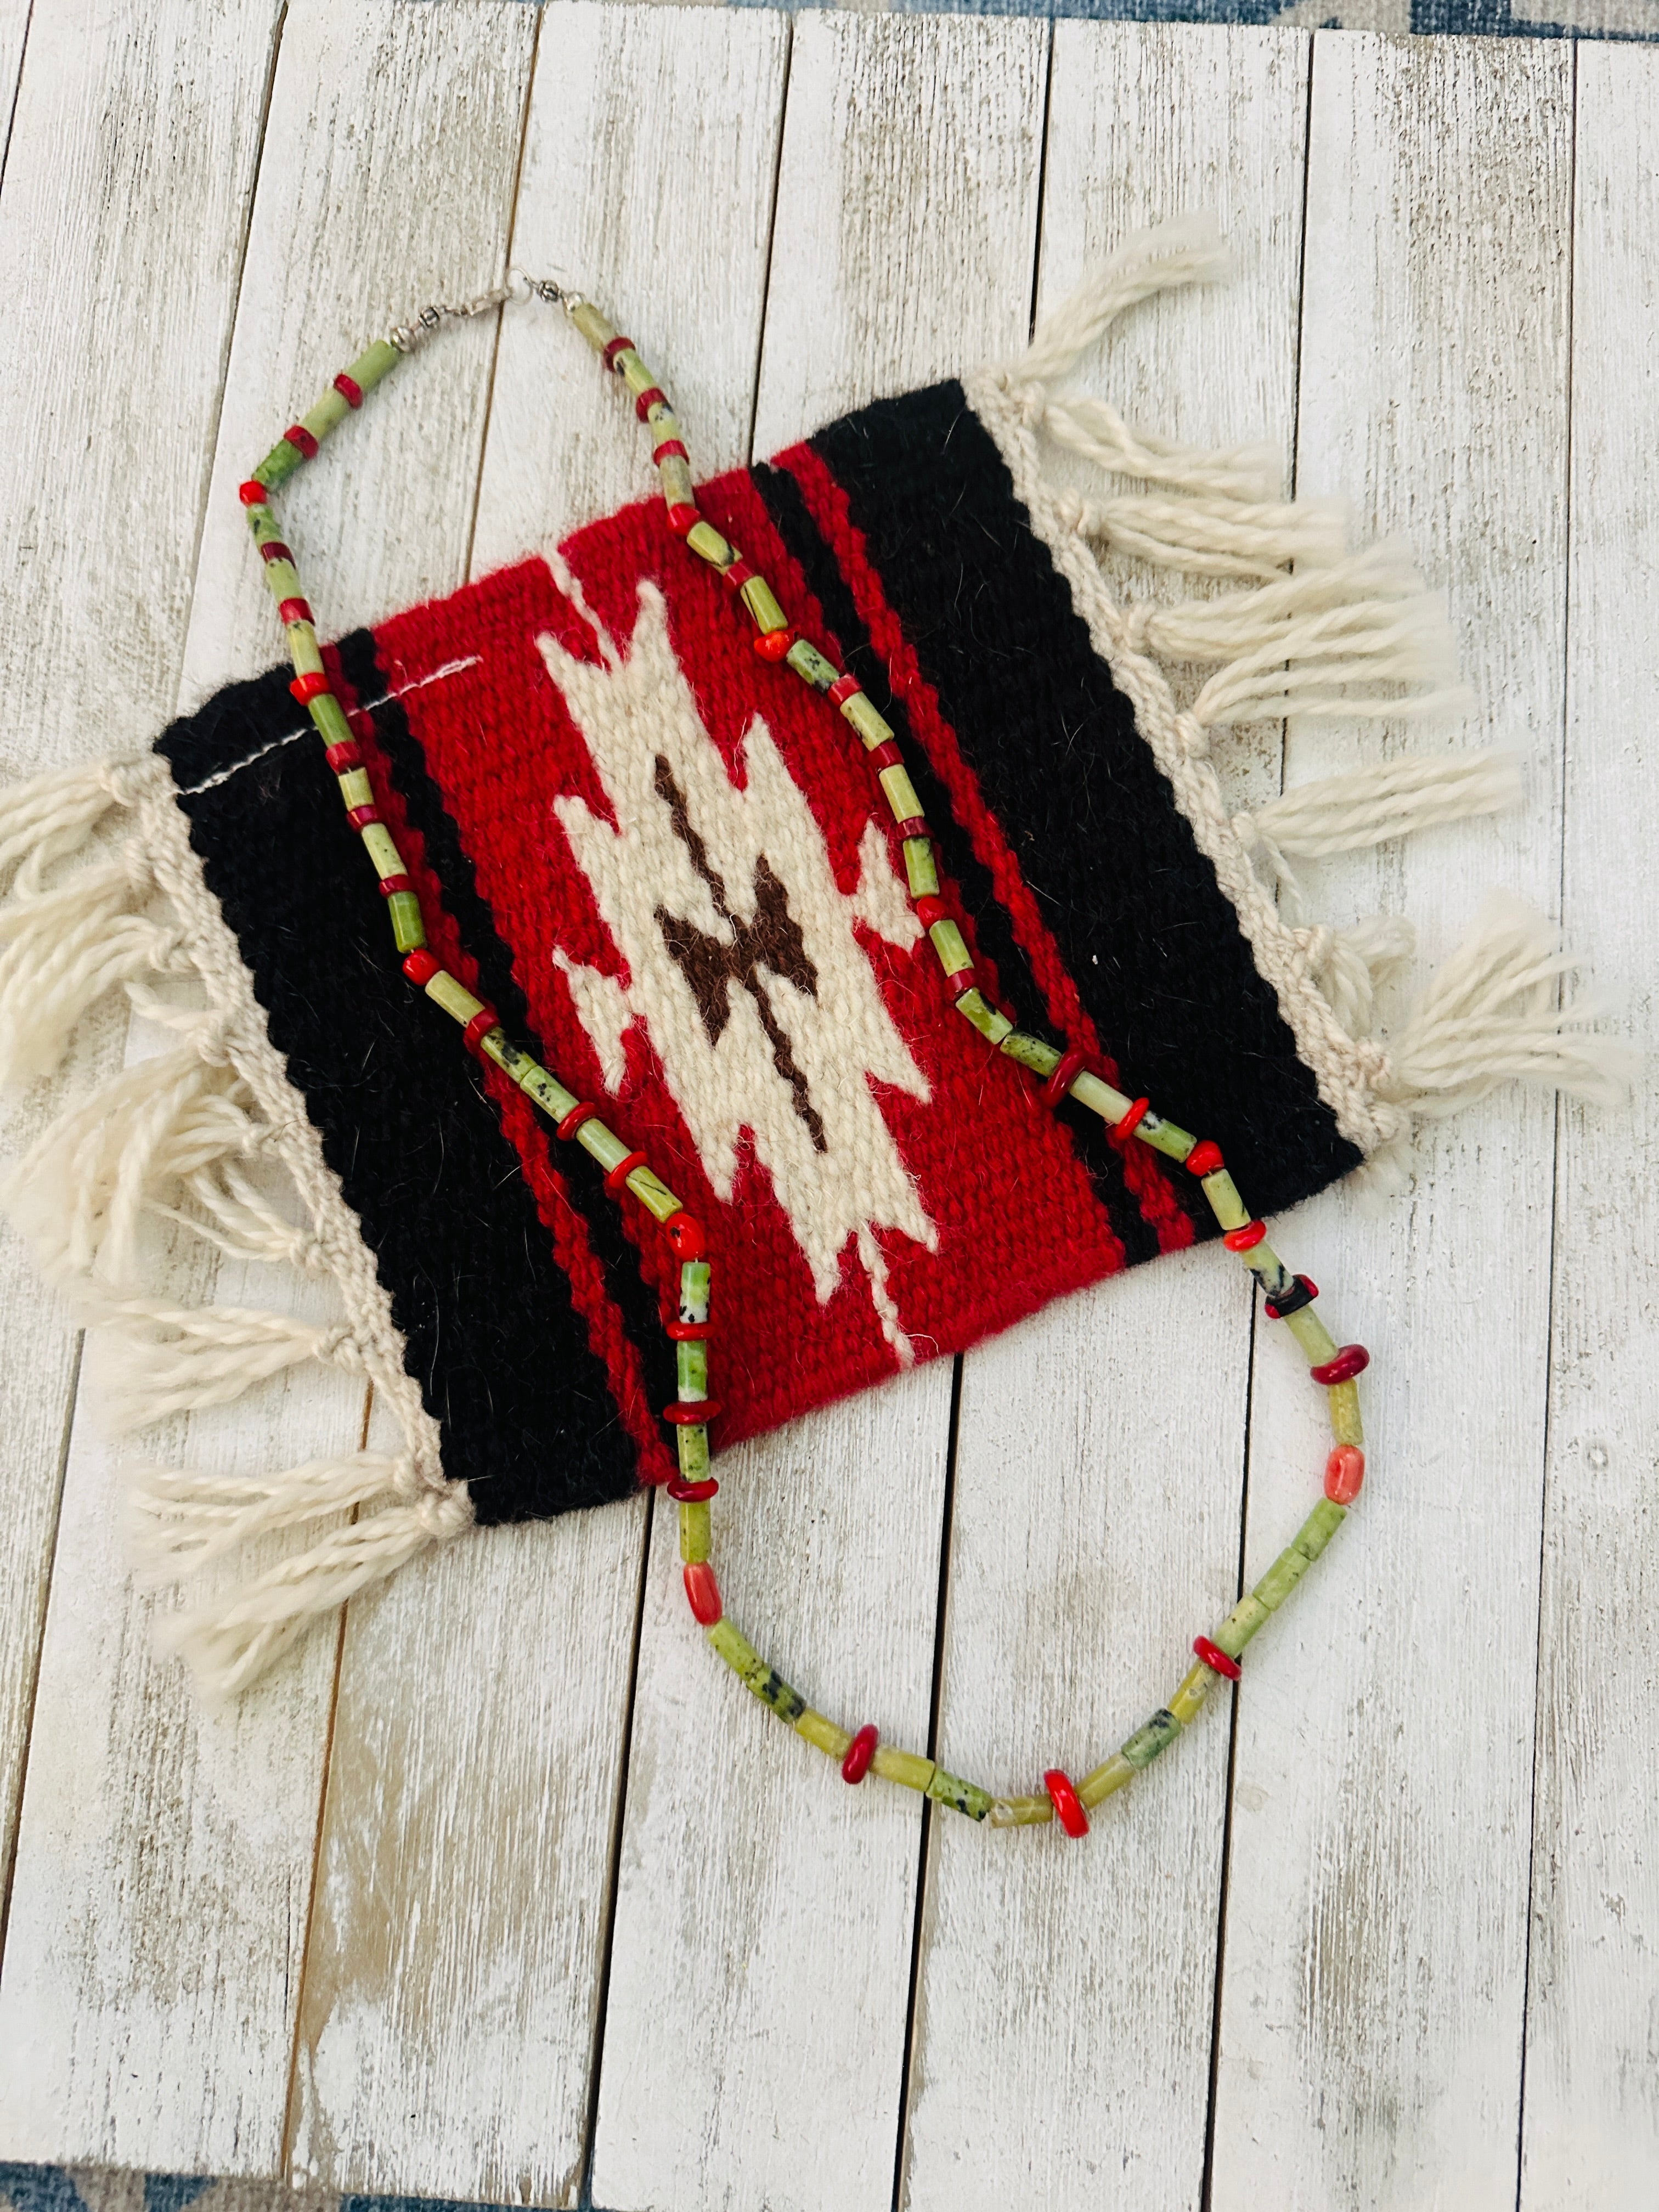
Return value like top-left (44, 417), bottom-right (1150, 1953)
top-left (0, 755), bottom-right (461, 1702)
top-left (129, 1451), bottom-right (471, 1701)
top-left (972, 217), bottom-right (1630, 1165)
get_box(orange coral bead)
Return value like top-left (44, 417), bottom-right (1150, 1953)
top-left (1325, 1445), bottom-right (1365, 1504)
top-left (682, 1562), bottom-right (722, 1625)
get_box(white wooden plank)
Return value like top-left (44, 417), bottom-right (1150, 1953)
top-left (590, 16), bottom-right (1048, 2212)
top-left (0, 0), bottom-right (30, 177)
top-left (1519, 44), bottom-right (1659, 2209)
top-left (287, 9), bottom-right (787, 2205)
top-left (1210, 34), bottom-right (1573, 2207)
top-left (0, 0), bottom-right (284, 2162)
top-left (899, 27), bottom-right (1311, 2211)
top-left (0, 0), bottom-right (280, 1923)
top-left (0, 0), bottom-right (537, 2177)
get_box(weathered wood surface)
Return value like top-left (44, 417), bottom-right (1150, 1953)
top-left (0, 11), bottom-right (1653, 2209)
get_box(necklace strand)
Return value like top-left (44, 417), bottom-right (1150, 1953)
top-left (234, 278), bottom-right (1370, 1835)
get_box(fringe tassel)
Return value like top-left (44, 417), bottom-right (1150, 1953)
top-left (1235, 752), bottom-right (1524, 865)
top-left (1380, 893), bottom-right (1633, 1119)
top-left (129, 1452), bottom-right (471, 1704)
top-left (0, 753), bottom-right (465, 1701)
top-left (987, 217), bottom-right (1628, 1178)
top-left (1000, 221), bottom-right (1474, 730)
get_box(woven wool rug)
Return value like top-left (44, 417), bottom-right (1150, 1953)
top-left (0, 222), bottom-right (1621, 1702)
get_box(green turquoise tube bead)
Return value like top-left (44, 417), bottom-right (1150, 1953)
top-left (254, 437), bottom-right (306, 490)
top-left (386, 890), bottom-right (426, 952)
top-left (567, 299), bottom-right (617, 354)
top-left (954, 986), bottom-right (1013, 1046)
top-left (676, 1420), bottom-right (712, 1486)
top-left (840, 691), bottom-right (893, 747)
top-left (1133, 1111), bottom-right (1197, 1161)
top-left (1211, 1591), bottom-right (1272, 1660)
top-left (343, 338), bottom-right (402, 396)
top-left (623, 1164), bottom-right (681, 1223)
top-left (679, 1499), bottom-right (711, 1565)
top-left (1077, 1753), bottom-right (1136, 1809)
top-left (309, 692), bottom-right (354, 748)
top-left (707, 1620), bottom-right (807, 1722)
top-left (990, 1794), bottom-right (1054, 1827)
top-left (676, 1338), bottom-right (708, 1400)
top-left (1070, 1069), bottom-right (1132, 1124)
top-left (998, 1029), bottom-right (1063, 1077)
top-left (1252, 1497), bottom-right (1346, 1612)
top-left (928, 1767), bottom-right (994, 1822)
top-left (1120, 1707), bottom-right (1182, 1770)
top-left (679, 1259), bottom-right (712, 1324)
top-left (300, 386), bottom-right (352, 446)
top-left (902, 837), bottom-right (940, 900)
top-left (787, 637), bottom-right (839, 690)
top-left (515, 1060), bottom-right (582, 1124)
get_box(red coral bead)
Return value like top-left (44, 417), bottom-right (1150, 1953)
top-left (1043, 1768), bottom-right (1090, 1838)
top-left (914, 894), bottom-right (949, 929)
top-left (1193, 1634), bottom-right (1242, 1680)
top-left (634, 385), bottom-right (667, 421)
top-left (666, 1211), bottom-right (707, 1260)
top-left (1325, 1445), bottom-right (1365, 1504)
top-left (1042, 1047), bottom-right (1092, 1109)
top-left (663, 1400), bottom-right (724, 1426)
top-left (1113, 1096), bottom-right (1150, 1142)
top-left (949, 966), bottom-right (979, 1000)
top-left (602, 335), bottom-right (635, 370)
top-left (827, 674), bottom-right (864, 708)
top-left (603, 1147), bottom-right (649, 1195)
top-left (346, 804), bottom-right (381, 831)
top-left (665, 503), bottom-right (699, 538)
top-left (666, 1319), bottom-right (712, 1341)
top-left (753, 628), bottom-right (796, 662)
top-left (894, 816), bottom-right (930, 841)
top-left (556, 1101), bottom-right (597, 1141)
top-left (377, 873), bottom-right (414, 898)
top-left (258, 539), bottom-right (294, 565)
top-left (842, 1724), bottom-right (878, 1784)
top-left (402, 950), bottom-right (440, 987)
top-left (289, 672), bottom-right (331, 704)
top-left (1186, 1139), bottom-right (1226, 1177)
top-left (324, 740), bottom-right (361, 773)
top-left (285, 423), bottom-right (319, 460)
top-left (278, 597), bottom-right (313, 627)
top-left (1223, 1220), bottom-right (1268, 1252)
top-left (238, 479), bottom-right (267, 505)
top-left (462, 1006), bottom-right (500, 1056)
top-left (721, 559), bottom-right (755, 592)
top-left (333, 372), bottom-right (363, 409)
top-left (652, 437), bottom-right (689, 464)
top-left (668, 1476), bottom-right (719, 1504)
top-left (1311, 1344), bottom-right (1370, 1386)
top-left (682, 1562), bottom-right (722, 1626)
top-left (866, 740), bottom-right (903, 771)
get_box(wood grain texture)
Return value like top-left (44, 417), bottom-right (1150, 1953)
top-left (1210, 35), bottom-right (1575, 2209)
top-left (2, 0), bottom-right (535, 2179)
top-left (0, 0), bottom-right (286, 2166)
top-left (471, 2), bottom-right (789, 570)
top-left (1520, 45), bottom-right (1659, 2210)
top-left (288, 12), bottom-right (787, 2206)
top-left (900, 31), bottom-right (1310, 2212)
top-left (181, 0), bottom-right (538, 707)
top-left (590, 18), bottom-right (1047, 2212)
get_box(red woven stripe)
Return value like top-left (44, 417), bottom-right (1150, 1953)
top-left (780, 442), bottom-right (1193, 1260)
top-left (329, 637), bottom-right (675, 1488)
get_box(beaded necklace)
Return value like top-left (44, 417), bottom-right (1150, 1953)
top-left (234, 276), bottom-right (1370, 1837)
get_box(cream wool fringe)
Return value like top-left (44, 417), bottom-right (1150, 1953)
top-left (968, 215), bottom-right (1630, 1164)
top-left (0, 755), bottom-right (462, 1702)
